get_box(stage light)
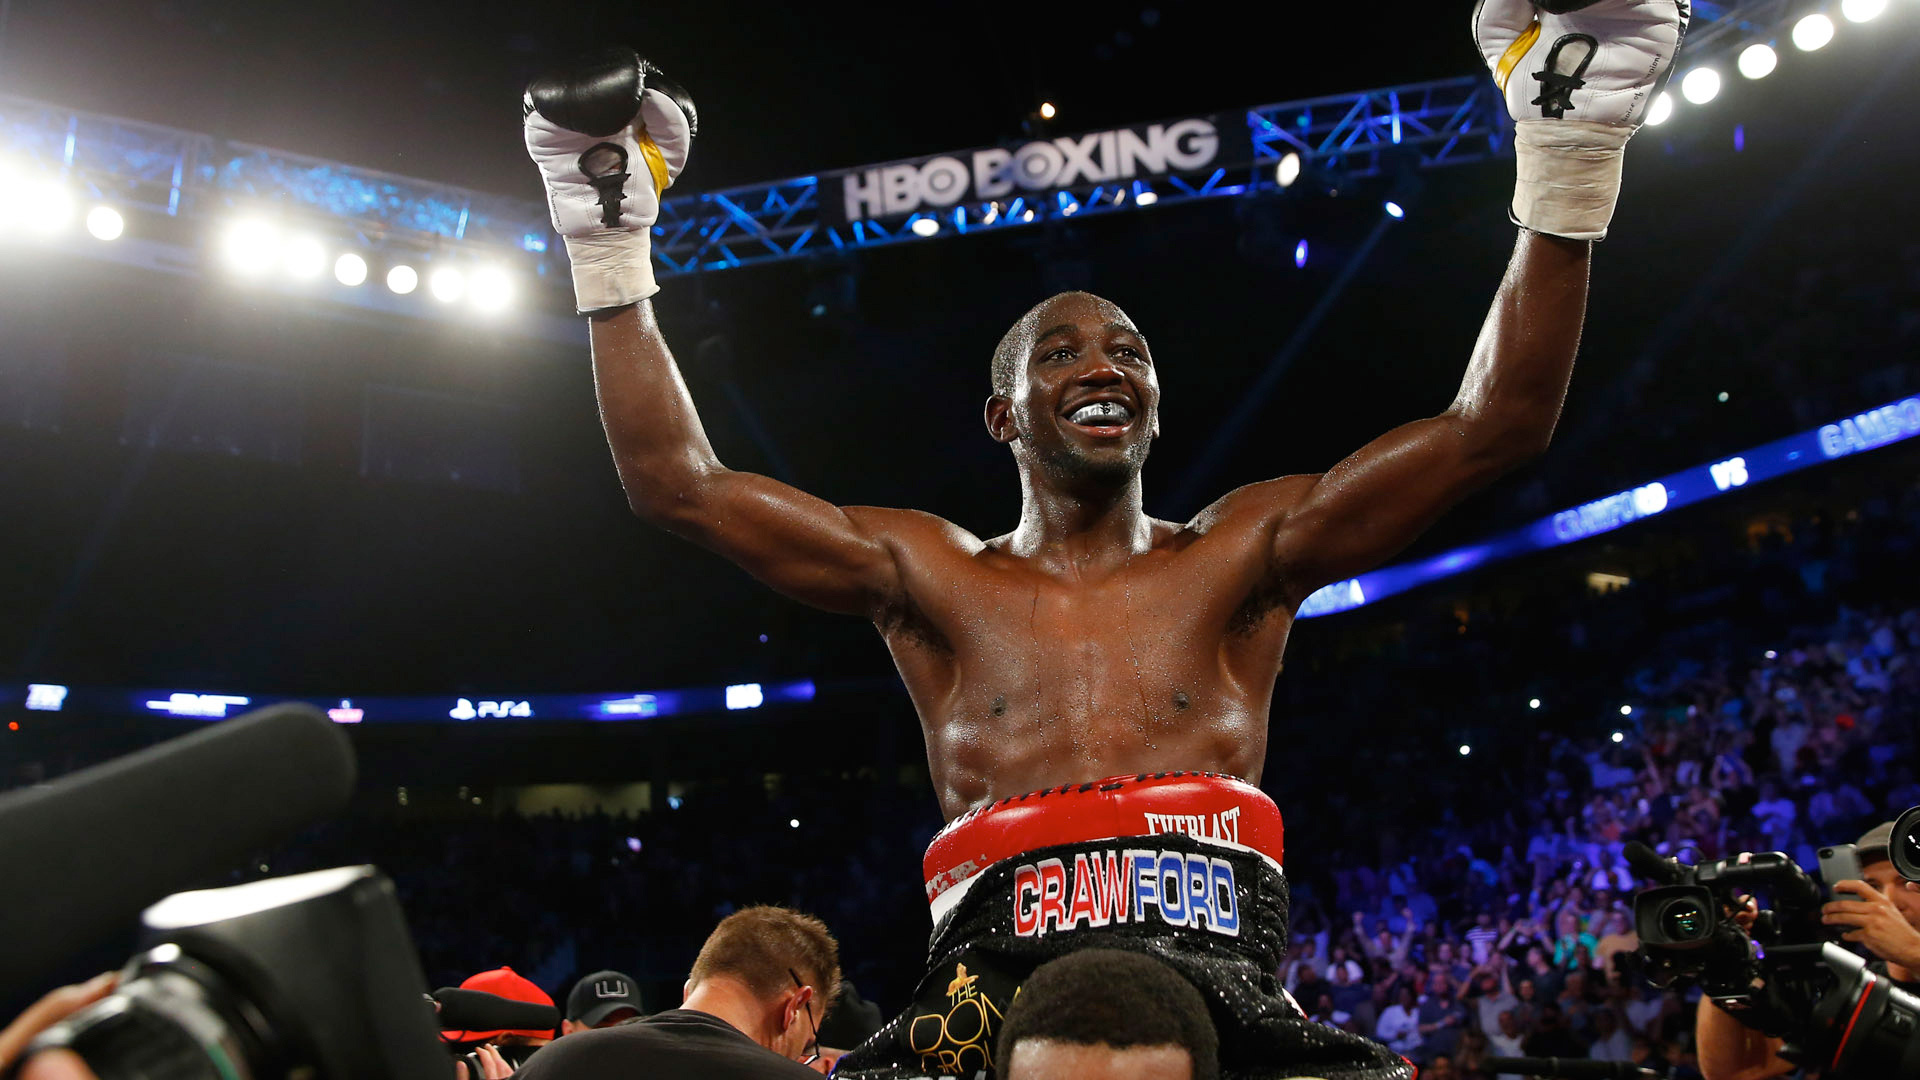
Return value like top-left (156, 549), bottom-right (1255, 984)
top-left (1612, 731), bottom-right (1625, 743)
top-left (221, 219), bottom-right (281, 274)
top-left (1646, 92), bottom-right (1675, 126)
top-left (1620, 704), bottom-right (1634, 716)
top-left (789, 818), bottom-right (801, 829)
top-left (1738, 42), bottom-right (1778, 79)
top-left (667, 795), bottom-right (683, 810)
top-left (910, 216), bottom-right (940, 237)
top-left (1718, 390), bottom-right (1730, 402)
top-left (1528, 698), bottom-right (1541, 710)
top-left (1765, 649), bottom-right (1778, 660)
top-left (1021, 209), bottom-right (1035, 223)
top-left (1134, 189), bottom-right (1158, 206)
top-left (85, 205), bottom-right (125, 241)
top-left (469, 267), bottom-right (513, 312)
top-left (1458, 744), bottom-right (1471, 756)
top-left (1792, 13), bottom-right (1834, 50)
top-left (334, 252), bottom-right (368, 287)
top-left (1384, 200), bottom-right (1405, 219)
top-left (2, 179), bottom-right (74, 237)
top-left (1276, 151), bottom-right (1301, 188)
top-left (1038, 101), bottom-right (1057, 119)
top-left (282, 235), bottom-right (327, 279)
top-left (1842, 0), bottom-right (1887, 22)
top-left (1294, 239), bottom-right (1308, 268)
top-left (1680, 67), bottom-right (1721, 105)
top-left (428, 265), bottom-right (465, 303)
top-left (386, 263), bottom-right (418, 294)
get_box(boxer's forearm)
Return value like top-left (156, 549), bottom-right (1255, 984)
top-left (1444, 230), bottom-right (1589, 459)
top-left (588, 301), bottom-right (727, 519)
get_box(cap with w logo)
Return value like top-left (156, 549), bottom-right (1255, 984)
top-left (565, 969), bottom-right (647, 1027)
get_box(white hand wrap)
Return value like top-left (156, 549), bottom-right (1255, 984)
top-left (563, 231), bottom-right (658, 312)
top-left (1511, 119), bottom-right (1630, 242)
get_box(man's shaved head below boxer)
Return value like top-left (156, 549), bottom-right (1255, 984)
top-left (996, 950), bottom-right (1218, 1080)
top-left (985, 291), bottom-right (1161, 489)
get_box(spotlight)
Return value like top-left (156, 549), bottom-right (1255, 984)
top-left (910, 216), bottom-right (940, 237)
top-left (1717, 390), bottom-right (1729, 403)
top-left (1738, 42), bottom-right (1778, 79)
top-left (1134, 190), bottom-right (1158, 206)
top-left (1765, 650), bottom-right (1778, 660)
top-left (1528, 698), bottom-right (1541, 710)
top-left (788, 818), bottom-right (801, 829)
top-left (1458, 744), bottom-right (1471, 757)
top-left (1293, 239), bottom-right (1308, 268)
top-left (1276, 151), bottom-right (1302, 188)
top-left (428, 265), bottom-right (466, 303)
top-left (1792, 13), bottom-right (1834, 51)
top-left (334, 252), bottom-right (368, 287)
top-left (386, 264), bottom-right (418, 295)
top-left (1620, 704), bottom-right (1634, 716)
top-left (1841, 0), bottom-right (1887, 22)
top-left (1038, 101), bottom-right (1057, 120)
top-left (1680, 67), bottom-right (1721, 105)
top-left (11, 180), bottom-right (74, 236)
top-left (1646, 92), bottom-right (1675, 126)
top-left (1021, 209), bottom-right (1035, 222)
top-left (469, 267), bottom-right (513, 312)
top-left (85, 206), bottom-right (125, 242)
top-left (221, 219), bottom-right (282, 274)
top-left (1383, 200), bottom-right (1405, 219)
top-left (1612, 731), bottom-right (1625, 743)
top-left (282, 235), bottom-right (327, 279)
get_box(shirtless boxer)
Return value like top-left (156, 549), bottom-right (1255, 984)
top-left (523, 4), bottom-right (1687, 1076)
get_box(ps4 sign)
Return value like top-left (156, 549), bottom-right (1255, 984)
top-left (823, 114), bottom-right (1240, 226)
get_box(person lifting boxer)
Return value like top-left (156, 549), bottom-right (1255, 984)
top-left (522, 3), bottom-right (1689, 1076)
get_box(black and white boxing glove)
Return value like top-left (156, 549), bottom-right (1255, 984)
top-left (523, 48), bottom-right (697, 312)
top-left (1474, 0), bottom-right (1689, 241)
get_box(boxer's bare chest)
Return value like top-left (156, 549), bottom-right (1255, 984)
top-left (876, 525), bottom-right (1294, 819)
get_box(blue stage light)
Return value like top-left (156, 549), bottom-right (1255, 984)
top-left (1293, 239), bottom-right (1308, 268)
top-left (1384, 201), bottom-right (1405, 219)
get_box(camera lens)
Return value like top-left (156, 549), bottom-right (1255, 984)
top-left (28, 949), bottom-right (274, 1080)
top-left (1660, 897), bottom-right (1711, 942)
top-left (1892, 806), bottom-right (1920, 883)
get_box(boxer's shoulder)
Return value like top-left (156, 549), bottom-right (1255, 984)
top-left (1184, 475), bottom-right (1319, 541)
top-left (843, 505), bottom-right (985, 556)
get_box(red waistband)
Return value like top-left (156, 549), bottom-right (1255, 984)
top-left (923, 771), bottom-right (1283, 904)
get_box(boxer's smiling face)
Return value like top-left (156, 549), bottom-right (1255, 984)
top-left (986, 292), bottom-right (1160, 489)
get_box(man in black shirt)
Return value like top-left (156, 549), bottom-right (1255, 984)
top-left (514, 907), bottom-right (840, 1080)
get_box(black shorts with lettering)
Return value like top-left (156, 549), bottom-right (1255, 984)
top-left (834, 833), bottom-right (1410, 1080)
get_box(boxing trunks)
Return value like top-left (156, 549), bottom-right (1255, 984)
top-left (834, 772), bottom-right (1411, 1080)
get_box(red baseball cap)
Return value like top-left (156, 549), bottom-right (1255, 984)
top-left (441, 967), bottom-right (557, 1043)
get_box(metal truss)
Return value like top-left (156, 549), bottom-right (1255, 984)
top-left (0, 0), bottom-right (1771, 287)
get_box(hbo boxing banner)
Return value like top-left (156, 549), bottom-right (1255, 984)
top-left (821, 113), bottom-right (1247, 227)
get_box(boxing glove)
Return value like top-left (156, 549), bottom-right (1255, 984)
top-left (1473, 0), bottom-right (1689, 241)
top-left (524, 48), bottom-right (697, 312)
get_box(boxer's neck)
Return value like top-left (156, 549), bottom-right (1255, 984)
top-left (1009, 470), bottom-right (1151, 568)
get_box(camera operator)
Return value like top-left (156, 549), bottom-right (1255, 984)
top-left (1697, 821), bottom-right (1920, 1080)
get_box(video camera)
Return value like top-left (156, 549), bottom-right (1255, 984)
top-left (1628, 805), bottom-right (1920, 1077)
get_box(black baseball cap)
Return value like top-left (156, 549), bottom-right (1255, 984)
top-left (565, 970), bottom-right (645, 1027)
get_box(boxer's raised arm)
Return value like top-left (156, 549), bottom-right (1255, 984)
top-left (1266, 0), bottom-right (1689, 605)
top-left (525, 53), bottom-right (907, 617)
top-left (591, 302), bottom-right (903, 616)
top-left (1269, 231), bottom-right (1587, 604)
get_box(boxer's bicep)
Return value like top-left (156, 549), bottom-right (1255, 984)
top-left (1268, 413), bottom-right (1520, 606)
top-left (661, 469), bottom-right (906, 617)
